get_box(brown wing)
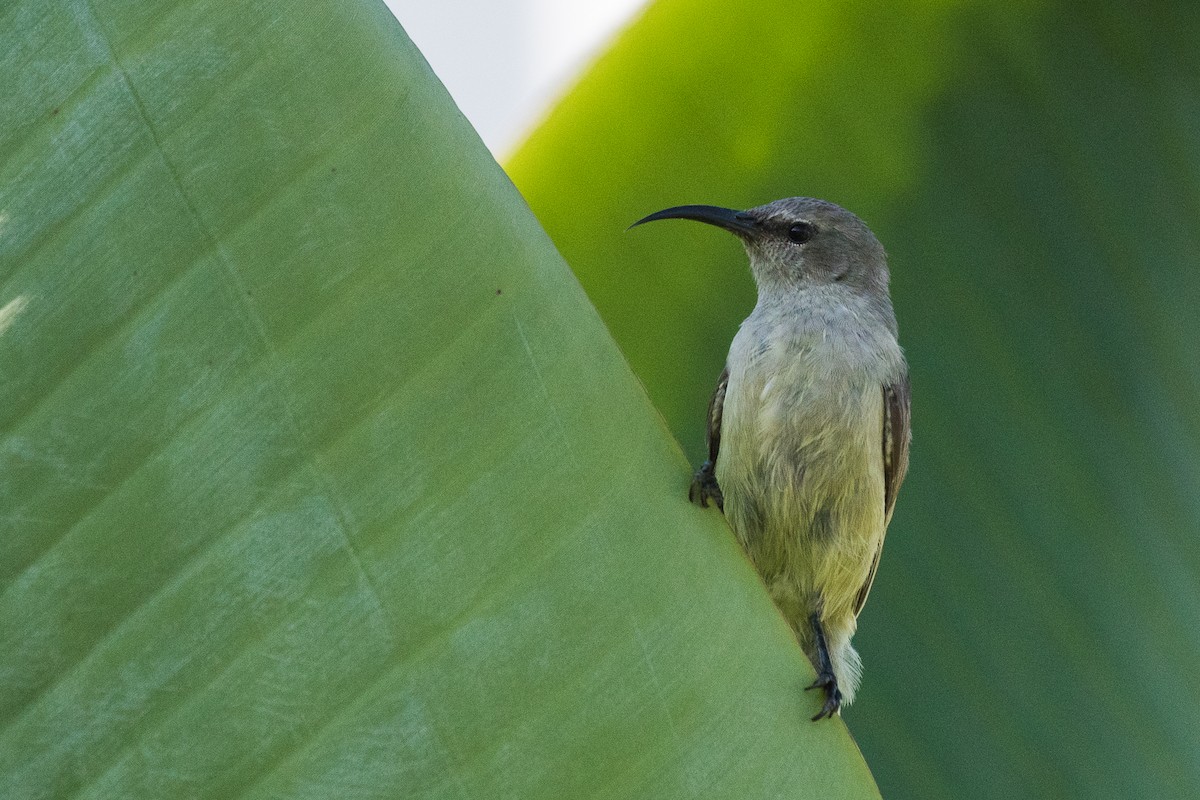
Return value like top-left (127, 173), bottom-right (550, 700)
top-left (706, 366), bottom-right (729, 465)
top-left (689, 367), bottom-right (730, 508)
top-left (853, 372), bottom-right (912, 617)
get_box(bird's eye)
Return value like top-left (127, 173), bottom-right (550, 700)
top-left (787, 222), bottom-right (816, 244)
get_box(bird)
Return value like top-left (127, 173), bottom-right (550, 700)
top-left (631, 197), bottom-right (910, 720)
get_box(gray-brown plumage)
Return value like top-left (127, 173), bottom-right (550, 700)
top-left (633, 198), bottom-right (911, 720)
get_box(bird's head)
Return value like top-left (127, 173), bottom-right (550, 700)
top-left (631, 197), bottom-right (889, 295)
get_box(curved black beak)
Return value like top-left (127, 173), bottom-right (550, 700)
top-left (628, 204), bottom-right (759, 236)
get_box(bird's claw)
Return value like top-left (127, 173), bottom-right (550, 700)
top-left (688, 460), bottom-right (724, 510)
top-left (805, 671), bottom-right (842, 721)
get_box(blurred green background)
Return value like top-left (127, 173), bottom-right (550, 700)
top-left (509, 0), bottom-right (1200, 797)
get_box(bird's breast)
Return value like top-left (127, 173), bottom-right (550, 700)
top-left (722, 350), bottom-right (882, 494)
top-left (715, 297), bottom-right (901, 539)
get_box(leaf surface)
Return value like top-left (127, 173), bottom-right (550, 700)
top-left (0, 2), bottom-right (880, 798)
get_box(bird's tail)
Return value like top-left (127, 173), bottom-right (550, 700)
top-left (830, 637), bottom-right (863, 706)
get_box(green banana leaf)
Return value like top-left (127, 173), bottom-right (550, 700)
top-left (0, 1), bottom-right (881, 798)
top-left (509, 0), bottom-right (1200, 798)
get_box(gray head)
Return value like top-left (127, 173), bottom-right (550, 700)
top-left (632, 197), bottom-right (889, 296)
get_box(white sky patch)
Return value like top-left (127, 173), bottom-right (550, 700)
top-left (385, 0), bottom-right (647, 157)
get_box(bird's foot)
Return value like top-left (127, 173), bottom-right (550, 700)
top-left (805, 670), bottom-right (842, 721)
top-left (688, 460), bottom-right (724, 510)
